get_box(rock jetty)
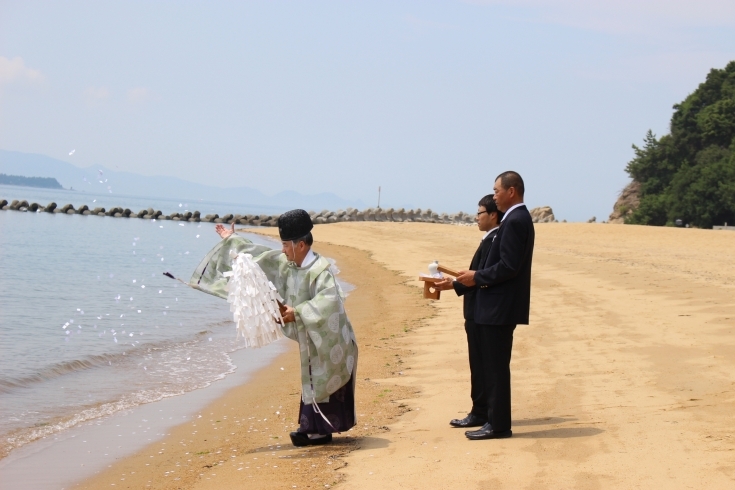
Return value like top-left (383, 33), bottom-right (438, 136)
top-left (0, 199), bottom-right (558, 225)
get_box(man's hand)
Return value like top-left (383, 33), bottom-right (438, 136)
top-left (281, 305), bottom-right (296, 324)
top-left (456, 270), bottom-right (476, 287)
top-left (215, 222), bottom-right (236, 239)
top-left (434, 277), bottom-right (455, 291)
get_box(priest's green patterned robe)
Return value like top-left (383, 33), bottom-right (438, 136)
top-left (190, 234), bottom-right (358, 433)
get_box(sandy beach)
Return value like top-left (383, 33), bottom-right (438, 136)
top-left (73, 221), bottom-right (735, 489)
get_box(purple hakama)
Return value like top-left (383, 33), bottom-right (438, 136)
top-left (297, 373), bottom-right (356, 435)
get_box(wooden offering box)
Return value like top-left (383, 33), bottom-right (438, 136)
top-left (419, 276), bottom-right (442, 300)
top-left (418, 264), bottom-right (460, 300)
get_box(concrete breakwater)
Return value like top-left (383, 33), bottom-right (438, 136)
top-left (1, 199), bottom-right (558, 225)
top-left (0, 199), bottom-right (481, 226)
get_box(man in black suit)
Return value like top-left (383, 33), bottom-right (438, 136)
top-left (455, 171), bottom-right (535, 440)
top-left (436, 195), bottom-right (503, 428)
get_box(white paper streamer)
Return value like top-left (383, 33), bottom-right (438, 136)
top-left (224, 251), bottom-right (284, 348)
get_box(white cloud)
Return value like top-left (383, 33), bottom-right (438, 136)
top-left (0, 56), bottom-right (42, 84)
top-left (463, 0), bottom-right (735, 34)
top-left (127, 87), bottom-right (150, 103)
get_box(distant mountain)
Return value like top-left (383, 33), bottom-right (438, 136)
top-left (0, 150), bottom-right (365, 212)
top-left (0, 173), bottom-right (63, 189)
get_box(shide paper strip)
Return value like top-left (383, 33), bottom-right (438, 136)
top-left (223, 251), bottom-right (284, 348)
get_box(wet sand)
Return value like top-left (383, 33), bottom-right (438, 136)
top-left (75, 222), bottom-right (735, 489)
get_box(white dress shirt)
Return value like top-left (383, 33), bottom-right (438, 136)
top-left (482, 226), bottom-right (499, 241)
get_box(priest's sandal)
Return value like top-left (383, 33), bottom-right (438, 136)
top-left (289, 432), bottom-right (333, 447)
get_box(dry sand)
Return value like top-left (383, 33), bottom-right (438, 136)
top-left (76, 222), bottom-right (735, 489)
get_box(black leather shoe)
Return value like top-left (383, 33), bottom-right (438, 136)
top-left (465, 423), bottom-right (512, 440)
top-left (450, 413), bottom-right (487, 428)
top-left (289, 432), bottom-right (333, 447)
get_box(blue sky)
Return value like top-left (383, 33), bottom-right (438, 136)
top-left (1, 1), bottom-right (733, 221)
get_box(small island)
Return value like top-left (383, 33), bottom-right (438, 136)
top-left (0, 173), bottom-right (63, 189)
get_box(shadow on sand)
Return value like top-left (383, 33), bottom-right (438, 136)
top-left (350, 436), bottom-right (390, 449)
top-left (514, 427), bottom-right (604, 438)
top-left (513, 417), bottom-right (577, 426)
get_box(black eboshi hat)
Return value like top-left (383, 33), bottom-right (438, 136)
top-left (277, 209), bottom-right (313, 241)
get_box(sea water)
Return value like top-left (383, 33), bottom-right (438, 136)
top-left (0, 203), bottom-right (283, 460)
top-left (0, 183), bottom-right (287, 217)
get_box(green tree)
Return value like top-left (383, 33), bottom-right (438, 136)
top-left (625, 61), bottom-right (735, 228)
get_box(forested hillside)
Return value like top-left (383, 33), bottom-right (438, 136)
top-left (624, 61), bottom-right (735, 228)
top-left (0, 173), bottom-right (63, 189)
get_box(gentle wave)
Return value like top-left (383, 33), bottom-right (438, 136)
top-left (0, 329), bottom-right (219, 395)
top-left (0, 354), bottom-right (123, 394)
top-left (0, 210), bottom-right (352, 465)
top-left (0, 363), bottom-right (236, 459)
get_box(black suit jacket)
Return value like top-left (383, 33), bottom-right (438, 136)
top-left (453, 228), bottom-right (497, 321)
top-left (473, 205), bottom-right (535, 326)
